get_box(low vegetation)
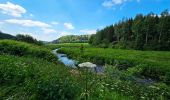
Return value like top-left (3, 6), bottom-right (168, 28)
top-left (53, 43), bottom-right (170, 99)
top-left (58, 45), bottom-right (170, 82)
top-left (16, 34), bottom-right (43, 45)
top-left (0, 40), bottom-right (57, 62)
top-left (0, 40), bottom-right (129, 100)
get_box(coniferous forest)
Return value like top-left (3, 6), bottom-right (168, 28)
top-left (89, 10), bottom-right (170, 51)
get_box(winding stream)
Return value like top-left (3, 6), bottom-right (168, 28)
top-left (52, 49), bottom-right (155, 85)
top-left (52, 49), bottom-right (104, 73)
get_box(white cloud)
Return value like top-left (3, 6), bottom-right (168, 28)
top-left (112, 0), bottom-right (124, 5)
top-left (5, 19), bottom-right (51, 28)
top-left (60, 31), bottom-right (72, 36)
top-left (0, 21), bottom-right (4, 24)
top-left (64, 23), bottom-right (74, 30)
top-left (0, 2), bottom-right (26, 17)
top-left (42, 28), bottom-right (57, 34)
top-left (102, 0), bottom-right (139, 8)
top-left (80, 29), bottom-right (96, 34)
top-left (51, 21), bottom-right (59, 25)
top-left (102, 1), bottom-right (114, 8)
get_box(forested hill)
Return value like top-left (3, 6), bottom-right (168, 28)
top-left (0, 31), bottom-right (15, 39)
top-left (52, 35), bottom-right (90, 43)
top-left (89, 10), bottom-right (170, 51)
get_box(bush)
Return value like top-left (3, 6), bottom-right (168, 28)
top-left (0, 55), bottom-right (81, 99)
top-left (0, 55), bottom-right (129, 100)
top-left (16, 34), bottom-right (43, 45)
top-left (0, 40), bottom-right (57, 62)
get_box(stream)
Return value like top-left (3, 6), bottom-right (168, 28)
top-left (52, 49), bottom-right (155, 85)
top-left (52, 49), bottom-right (104, 73)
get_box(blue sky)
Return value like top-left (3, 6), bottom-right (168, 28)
top-left (0, 0), bottom-right (169, 41)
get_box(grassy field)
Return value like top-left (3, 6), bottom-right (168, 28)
top-left (0, 40), bottom-right (129, 100)
top-left (56, 43), bottom-right (170, 81)
top-left (46, 43), bottom-right (170, 99)
top-left (1, 41), bottom-right (170, 99)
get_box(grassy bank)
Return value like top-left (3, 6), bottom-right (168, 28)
top-left (0, 40), bottom-right (128, 100)
top-left (0, 40), bottom-right (57, 62)
top-left (57, 44), bottom-right (170, 82)
top-left (44, 43), bottom-right (170, 99)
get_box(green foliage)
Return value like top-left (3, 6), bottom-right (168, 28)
top-left (0, 40), bottom-right (57, 62)
top-left (16, 34), bottom-right (43, 45)
top-left (57, 45), bottom-right (170, 82)
top-left (45, 43), bottom-right (90, 50)
top-left (89, 10), bottom-right (170, 51)
top-left (0, 31), bottom-right (15, 39)
top-left (0, 55), bottom-right (129, 100)
top-left (0, 55), bottom-right (80, 99)
top-left (0, 41), bottom-right (129, 99)
top-left (52, 35), bottom-right (90, 43)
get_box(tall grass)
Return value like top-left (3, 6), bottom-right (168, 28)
top-left (57, 46), bottom-right (170, 83)
top-left (0, 40), bottom-right (57, 62)
top-left (0, 55), bottom-right (128, 100)
top-left (45, 43), bottom-right (90, 50)
top-left (0, 41), bottom-right (128, 99)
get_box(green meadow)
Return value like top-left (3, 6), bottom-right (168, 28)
top-left (0, 40), bottom-right (129, 100)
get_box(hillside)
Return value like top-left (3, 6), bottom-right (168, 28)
top-left (52, 35), bottom-right (90, 43)
top-left (0, 31), bottom-right (15, 39)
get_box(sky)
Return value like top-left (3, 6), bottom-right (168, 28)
top-left (0, 0), bottom-right (169, 41)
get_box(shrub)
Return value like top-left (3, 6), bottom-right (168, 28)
top-left (0, 40), bottom-right (57, 62)
top-left (16, 34), bottom-right (43, 45)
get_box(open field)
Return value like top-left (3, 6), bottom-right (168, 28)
top-left (0, 40), bottom-right (129, 100)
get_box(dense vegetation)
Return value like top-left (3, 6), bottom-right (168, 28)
top-left (0, 40), bottom-right (129, 100)
top-left (16, 34), bottom-right (43, 45)
top-left (0, 31), bottom-right (43, 45)
top-left (0, 40), bottom-right (56, 62)
top-left (1, 38), bottom-right (170, 99)
top-left (0, 31), bottom-right (15, 39)
top-left (52, 43), bottom-right (170, 99)
top-left (89, 10), bottom-right (170, 50)
top-left (52, 35), bottom-right (90, 43)
top-left (57, 44), bottom-right (170, 82)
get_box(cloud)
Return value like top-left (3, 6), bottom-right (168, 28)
top-left (60, 31), bottom-right (72, 36)
top-left (5, 19), bottom-right (51, 28)
top-left (102, 0), bottom-right (140, 8)
top-left (112, 0), bottom-right (124, 5)
top-left (64, 23), bottom-right (74, 30)
top-left (0, 21), bottom-right (4, 24)
top-left (80, 29), bottom-right (96, 34)
top-left (42, 28), bottom-right (57, 34)
top-left (51, 21), bottom-right (59, 25)
top-left (102, 1), bottom-right (114, 8)
top-left (0, 2), bottom-right (26, 17)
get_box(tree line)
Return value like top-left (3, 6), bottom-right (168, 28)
top-left (89, 10), bottom-right (170, 51)
top-left (0, 31), bottom-right (43, 45)
top-left (52, 35), bottom-right (90, 43)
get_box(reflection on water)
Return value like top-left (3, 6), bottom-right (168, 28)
top-left (52, 49), bottom-right (155, 84)
top-left (52, 49), bottom-right (104, 73)
top-left (57, 53), bottom-right (77, 68)
top-left (52, 49), bottom-right (77, 68)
